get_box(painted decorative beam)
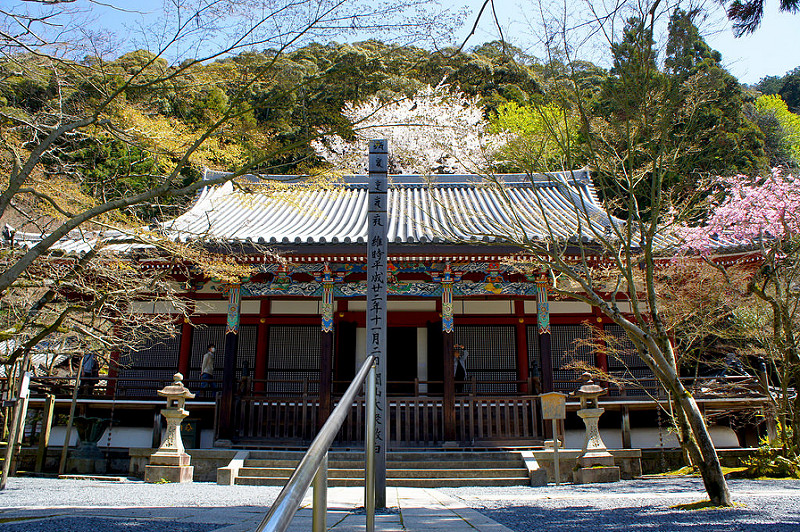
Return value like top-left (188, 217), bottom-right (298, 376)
top-left (241, 280), bottom-right (538, 298)
top-left (536, 274), bottom-right (554, 393)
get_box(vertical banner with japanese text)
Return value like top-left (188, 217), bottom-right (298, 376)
top-left (367, 139), bottom-right (388, 507)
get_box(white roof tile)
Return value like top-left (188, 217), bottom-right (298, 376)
top-left (14, 171), bottom-right (636, 255)
top-left (159, 170), bottom-right (616, 246)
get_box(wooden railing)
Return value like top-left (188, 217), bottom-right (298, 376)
top-left (26, 373), bottom-right (765, 403)
top-left (233, 397), bottom-right (320, 442)
top-left (233, 394), bottom-right (540, 445)
top-left (455, 396), bottom-right (539, 443)
top-left (26, 376), bottom-right (220, 399)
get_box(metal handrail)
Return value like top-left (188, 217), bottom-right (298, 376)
top-left (255, 355), bottom-right (376, 532)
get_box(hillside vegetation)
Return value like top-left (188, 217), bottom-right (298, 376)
top-left (1, 18), bottom-right (799, 218)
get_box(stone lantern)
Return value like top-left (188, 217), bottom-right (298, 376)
top-left (145, 373), bottom-right (196, 483)
top-left (572, 372), bottom-right (620, 484)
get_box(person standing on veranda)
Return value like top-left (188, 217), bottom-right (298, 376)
top-left (454, 344), bottom-right (468, 393)
top-left (201, 343), bottom-right (216, 391)
top-left (80, 352), bottom-right (99, 395)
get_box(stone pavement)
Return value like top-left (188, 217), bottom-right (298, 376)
top-left (284, 487), bottom-right (515, 531)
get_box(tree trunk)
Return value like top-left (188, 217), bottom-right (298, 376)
top-left (676, 386), bottom-right (732, 506)
top-left (672, 396), bottom-right (701, 468)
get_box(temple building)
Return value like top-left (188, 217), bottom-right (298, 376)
top-left (27, 169), bottom-right (765, 451)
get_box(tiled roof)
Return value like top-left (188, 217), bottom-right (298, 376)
top-left (164, 169), bottom-right (619, 245)
top-left (12, 170), bottom-right (630, 255)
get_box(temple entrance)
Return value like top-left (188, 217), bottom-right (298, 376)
top-left (387, 327), bottom-right (417, 394)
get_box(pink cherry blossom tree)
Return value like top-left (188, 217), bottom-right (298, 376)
top-left (683, 169), bottom-right (800, 457)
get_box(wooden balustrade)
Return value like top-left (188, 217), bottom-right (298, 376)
top-left (233, 397), bottom-right (320, 441)
top-left (233, 394), bottom-right (540, 445)
top-left (455, 396), bottom-right (539, 443)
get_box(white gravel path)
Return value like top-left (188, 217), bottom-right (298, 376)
top-left (0, 476), bottom-right (798, 531)
top-left (441, 477), bottom-right (800, 532)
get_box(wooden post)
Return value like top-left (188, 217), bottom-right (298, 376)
top-left (441, 264), bottom-right (456, 440)
top-left (367, 139), bottom-right (388, 508)
top-left (58, 357), bottom-right (83, 476)
top-left (436, 263), bottom-right (459, 441)
top-left (621, 406), bottom-right (632, 449)
top-left (254, 299), bottom-right (270, 393)
top-left (594, 318), bottom-right (608, 374)
top-left (319, 332), bottom-right (334, 428)
top-left (515, 302), bottom-right (529, 393)
top-left (443, 329), bottom-right (455, 441)
top-left (35, 394), bottom-right (56, 473)
top-left (218, 283), bottom-right (241, 442)
top-left (2, 366), bottom-right (31, 486)
top-left (178, 318), bottom-right (193, 377)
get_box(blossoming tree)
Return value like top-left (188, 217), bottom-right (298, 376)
top-left (683, 170), bottom-right (800, 457)
top-left (312, 85), bottom-right (500, 174)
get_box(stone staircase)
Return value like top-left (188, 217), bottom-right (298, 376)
top-left (229, 449), bottom-right (532, 487)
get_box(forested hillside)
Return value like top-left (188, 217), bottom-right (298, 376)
top-left (1, 15), bottom-right (798, 215)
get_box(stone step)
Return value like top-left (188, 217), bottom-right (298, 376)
top-left (234, 476), bottom-right (529, 488)
top-left (234, 450), bottom-right (531, 488)
top-left (237, 467), bottom-right (527, 479)
top-left (245, 451), bottom-right (527, 462)
top-left (242, 459), bottom-right (523, 469)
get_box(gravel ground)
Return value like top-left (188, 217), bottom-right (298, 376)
top-left (0, 476), bottom-right (798, 531)
top-left (441, 477), bottom-right (800, 532)
top-left (0, 517), bottom-right (219, 532)
top-left (0, 478), bottom-right (283, 532)
top-left (0, 477), bottom-right (282, 509)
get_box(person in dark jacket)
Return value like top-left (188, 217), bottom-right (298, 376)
top-left (454, 344), bottom-right (468, 393)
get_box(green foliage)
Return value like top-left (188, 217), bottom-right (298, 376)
top-left (757, 66), bottom-right (800, 114)
top-left (490, 101), bottom-right (576, 171)
top-left (664, 9), bottom-right (767, 177)
top-left (753, 94), bottom-right (800, 166)
top-left (741, 429), bottom-right (800, 478)
top-left (600, 17), bottom-right (660, 122)
top-left (756, 75), bottom-right (784, 96)
top-left (779, 69), bottom-right (800, 114)
top-left (0, 30), bottom-right (781, 203)
top-left (589, 10), bottom-right (767, 205)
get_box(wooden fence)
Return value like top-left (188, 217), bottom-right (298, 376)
top-left (232, 395), bottom-right (540, 446)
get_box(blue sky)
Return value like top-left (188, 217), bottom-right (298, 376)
top-left (460, 0), bottom-right (800, 85)
top-left (79, 0), bottom-right (800, 84)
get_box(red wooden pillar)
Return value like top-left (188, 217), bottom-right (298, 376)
top-left (594, 310), bottom-right (608, 374)
top-left (177, 318), bottom-right (193, 377)
top-left (319, 332), bottom-right (334, 429)
top-left (442, 330), bottom-right (455, 440)
top-left (515, 301), bottom-right (529, 393)
top-left (254, 299), bottom-right (269, 393)
top-left (218, 284), bottom-right (241, 442)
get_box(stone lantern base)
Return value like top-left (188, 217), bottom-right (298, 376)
top-left (144, 451), bottom-right (194, 483)
top-left (573, 450), bottom-right (620, 483)
top-left (573, 465), bottom-right (621, 484)
top-left (573, 406), bottom-right (620, 484)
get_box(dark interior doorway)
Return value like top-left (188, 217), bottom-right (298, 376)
top-left (334, 321), bottom-right (357, 394)
top-left (426, 321), bottom-right (443, 395)
top-left (388, 327), bottom-right (417, 394)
